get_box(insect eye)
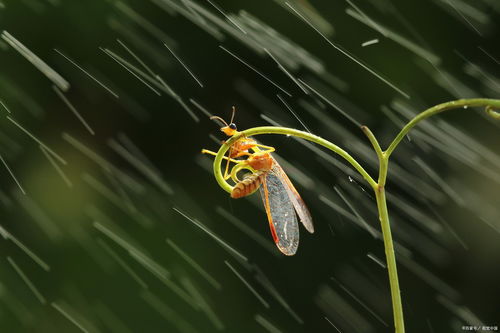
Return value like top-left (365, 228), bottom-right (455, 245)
top-left (229, 123), bottom-right (237, 130)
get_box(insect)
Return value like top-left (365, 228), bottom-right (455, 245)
top-left (202, 108), bottom-right (314, 255)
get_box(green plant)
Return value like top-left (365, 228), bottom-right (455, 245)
top-left (207, 98), bottom-right (500, 333)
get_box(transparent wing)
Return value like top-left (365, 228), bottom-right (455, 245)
top-left (260, 171), bottom-right (299, 256)
top-left (271, 161), bottom-right (314, 233)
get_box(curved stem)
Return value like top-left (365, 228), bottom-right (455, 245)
top-left (212, 126), bottom-right (377, 193)
top-left (361, 126), bottom-right (383, 160)
top-left (361, 125), bottom-right (387, 184)
top-left (486, 105), bottom-right (500, 119)
top-left (385, 98), bottom-right (500, 158)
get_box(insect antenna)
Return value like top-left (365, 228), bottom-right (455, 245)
top-left (230, 106), bottom-right (237, 124)
top-left (210, 115), bottom-right (229, 127)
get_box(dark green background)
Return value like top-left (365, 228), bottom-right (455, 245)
top-left (0, 0), bottom-right (499, 332)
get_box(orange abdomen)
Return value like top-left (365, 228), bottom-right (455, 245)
top-left (231, 171), bottom-right (266, 198)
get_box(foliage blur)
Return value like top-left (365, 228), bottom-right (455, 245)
top-left (0, 0), bottom-right (499, 332)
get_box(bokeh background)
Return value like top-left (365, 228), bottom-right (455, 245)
top-left (0, 0), bottom-right (499, 332)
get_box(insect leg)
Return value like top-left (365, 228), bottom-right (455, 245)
top-left (201, 149), bottom-right (241, 163)
top-left (224, 146), bottom-right (233, 180)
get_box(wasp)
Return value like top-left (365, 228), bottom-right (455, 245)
top-left (202, 108), bottom-right (313, 255)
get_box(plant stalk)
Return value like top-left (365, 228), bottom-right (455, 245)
top-left (206, 98), bottom-right (500, 333)
top-left (375, 173), bottom-right (404, 332)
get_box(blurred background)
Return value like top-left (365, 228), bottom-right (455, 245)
top-left (0, 0), bottom-right (499, 332)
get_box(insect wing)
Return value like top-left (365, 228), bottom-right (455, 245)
top-left (271, 161), bottom-right (314, 233)
top-left (260, 170), bottom-right (299, 255)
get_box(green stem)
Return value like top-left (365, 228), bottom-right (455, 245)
top-left (385, 98), bottom-right (500, 158)
top-left (212, 126), bottom-right (377, 193)
top-left (375, 182), bottom-right (404, 333)
top-left (361, 125), bottom-right (386, 184)
top-left (361, 125), bottom-right (383, 160)
top-left (206, 98), bottom-right (500, 333)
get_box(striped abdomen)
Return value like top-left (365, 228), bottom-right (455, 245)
top-left (231, 171), bottom-right (267, 199)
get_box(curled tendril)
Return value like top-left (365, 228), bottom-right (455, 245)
top-left (212, 136), bottom-right (241, 194)
top-left (486, 105), bottom-right (500, 119)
